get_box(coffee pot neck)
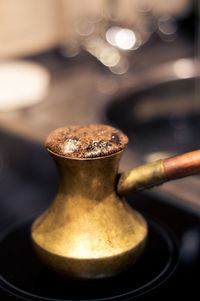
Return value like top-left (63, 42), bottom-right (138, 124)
top-left (50, 151), bottom-right (123, 200)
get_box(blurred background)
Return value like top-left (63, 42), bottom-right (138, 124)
top-left (0, 0), bottom-right (199, 225)
top-left (0, 1), bottom-right (200, 300)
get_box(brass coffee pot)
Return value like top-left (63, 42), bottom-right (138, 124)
top-left (31, 125), bottom-right (200, 279)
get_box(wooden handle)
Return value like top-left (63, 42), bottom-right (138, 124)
top-left (117, 150), bottom-right (200, 195)
top-left (163, 150), bottom-right (200, 179)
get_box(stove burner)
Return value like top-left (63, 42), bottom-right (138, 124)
top-left (0, 215), bottom-right (178, 301)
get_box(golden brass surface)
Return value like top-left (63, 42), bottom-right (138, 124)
top-left (31, 149), bottom-right (148, 279)
top-left (31, 124), bottom-right (200, 280)
top-left (117, 160), bottom-right (167, 195)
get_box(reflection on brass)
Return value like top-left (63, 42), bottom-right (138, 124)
top-left (31, 125), bottom-right (200, 279)
top-left (31, 125), bottom-right (147, 279)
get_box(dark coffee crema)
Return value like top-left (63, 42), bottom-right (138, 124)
top-left (46, 124), bottom-right (129, 158)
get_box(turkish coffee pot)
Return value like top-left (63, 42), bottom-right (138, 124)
top-left (31, 125), bottom-right (200, 279)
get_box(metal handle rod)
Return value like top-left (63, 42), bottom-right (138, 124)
top-left (117, 150), bottom-right (200, 195)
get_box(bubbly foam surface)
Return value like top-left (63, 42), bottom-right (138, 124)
top-left (46, 124), bottom-right (129, 158)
